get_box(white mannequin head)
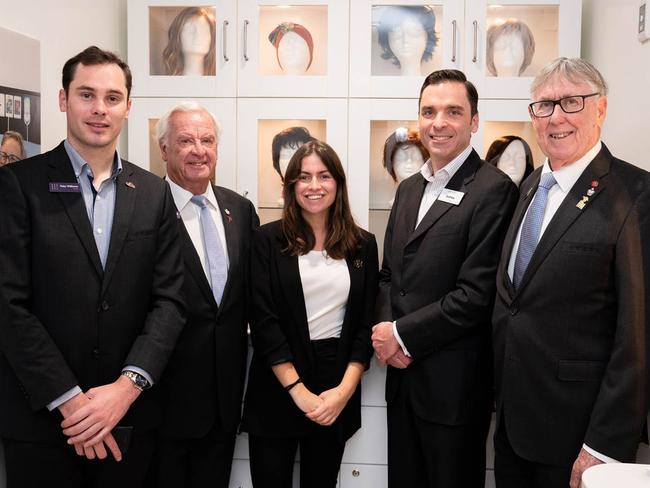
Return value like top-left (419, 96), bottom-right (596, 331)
top-left (496, 139), bottom-right (527, 186)
top-left (181, 14), bottom-right (211, 57)
top-left (388, 17), bottom-right (427, 76)
top-left (492, 32), bottom-right (525, 77)
top-left (277, 31), bottom-right (310, 75)
top-left (279, 144), bottom-right (299, 177)
top-left (393, 144), bottom-right (425, 182)
top-left (163, 7), bottom-right (216, 76)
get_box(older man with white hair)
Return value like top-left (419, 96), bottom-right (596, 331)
top-left (493, 58), bottom-right (650, 488)
top-left (149, 102), bottom-right (259, 487)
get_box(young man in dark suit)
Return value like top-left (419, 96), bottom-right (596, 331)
top-left (148, 102), bottom-right (259, 487)
top-left (372, 69), bottom-right (518, 488)
top-left (0, 46), bottom-right (185, 487)
top-left (493, 57), bottom-right (650, 488)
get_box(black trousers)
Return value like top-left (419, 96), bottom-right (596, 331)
top-left (248, 338), bottom-right (346, 488)
top-left (148, 421), bottom-right (237, 488)
top-left (387, 390), bottom-right (491, 488)
top-left (494, 415), bottom-right (571, 488)
top-left (3, 429), bottom-right (154, 488)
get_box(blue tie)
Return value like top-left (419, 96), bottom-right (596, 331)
top-left (513, 173), bottom-right (557, 289)
top-left (191, 195), bottom-right (228, 305)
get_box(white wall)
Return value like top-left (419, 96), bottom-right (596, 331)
top-left (0, 0), bottom-right (128, 154)
top-left (582, 0), bottom-right (650, 171)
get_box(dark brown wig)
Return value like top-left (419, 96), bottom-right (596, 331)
top-left (281, 140), bottom-right (361, 260)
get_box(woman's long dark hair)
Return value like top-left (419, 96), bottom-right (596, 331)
top-left (281, 140), bottom-right (361, 260)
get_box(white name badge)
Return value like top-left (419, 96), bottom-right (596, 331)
top-left (438, 188), bottom-right (465, 206)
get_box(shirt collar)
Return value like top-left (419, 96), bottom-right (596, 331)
top-left (64, 139), bottom-right (122, 180)
top-left (420, 144), bottom-right (472, 183)
top-left (541, 141), bottom-right (602, 193)
top-left (167, 177), bottom-right (218, 212)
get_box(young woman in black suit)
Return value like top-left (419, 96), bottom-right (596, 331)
top-left (242, 140), bottom-right (379, 488)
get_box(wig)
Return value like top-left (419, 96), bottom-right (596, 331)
top-left (268, 22), bottom-right (314, 71)
top-left (377, 6), bottom-right (438, 67)
top-left (271, 126), bottom-right (314, 179)
top-left (485, 135), bottom-right (534, 185)
top-left (163, 7), bottom-right (216, 76)
top-left (382, 127), bottom-right (429, 182)
top-left (486, 20), bottom-right (535, 76)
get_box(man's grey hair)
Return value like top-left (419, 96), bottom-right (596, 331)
top-left (155, 101), bottom-right (222, 146)
top-left (531, 57), bottom-right (608, 98)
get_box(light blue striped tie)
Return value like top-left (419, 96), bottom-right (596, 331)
top-left (191, 195), bottom-right (228, 305)
top-left (513, 173), bottom-right (557, 289)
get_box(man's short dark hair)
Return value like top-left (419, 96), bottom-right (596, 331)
top-left (62, 46), bottom-right (132, 98)
top-left (419, 69), bottom-right (479, 116)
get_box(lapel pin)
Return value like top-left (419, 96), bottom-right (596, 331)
top-left (576, 180), bottom-right (599, 210)
top-left (354, 259), bottom-right (364, 269)
top-left (125, 181), bottom-right (136, 189)
top-left (175, 210), bottom-right (181, 220)
top-left (224, 208), bottom-right (232, 223)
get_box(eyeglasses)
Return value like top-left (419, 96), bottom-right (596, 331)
top-left (528, 93), bottom-right (600, 118)
top-left (0, 151), bottom-right (22, 164)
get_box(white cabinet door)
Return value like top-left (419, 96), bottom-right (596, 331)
top-left (342, 406), bottom-right (387, 465)
top-left (339, 463), bottom-right (387, 488)
top-left (238, 0), bottom-right (349, 97)
top-left (350, 0), bottom-right (464, 98)
top-left (465, 0), bottom-right (581, 99)
top-left (128, 0), bottom-right (237, 97)
top-left (127, 97), bottom-right (238, 190)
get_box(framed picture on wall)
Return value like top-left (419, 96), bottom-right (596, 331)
top-left (14, 96), bottom-right (22, 119)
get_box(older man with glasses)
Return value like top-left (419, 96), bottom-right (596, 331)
top-left (0, 131), bottom-right (26, 166)
top-left (492, 57), bottom-right (650, 488)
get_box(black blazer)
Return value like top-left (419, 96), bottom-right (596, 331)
top-left (241, 220), bottom-right (378, 441)
top-left (376, 150), bottom-right (518, 425)
top-left (0, 142), bottom-right (185, 442)
top-left (158, 185), bottom-right (259, 438)
top-left (493, 144), bottom-right (650, 465)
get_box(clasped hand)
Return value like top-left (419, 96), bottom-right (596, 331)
top-left (290, 383), bottom-right (350, 427)
top-left (371, 322), bottom-right (413, 369)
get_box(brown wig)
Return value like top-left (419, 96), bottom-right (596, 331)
top-left (382, 127), bottom-right (429, 182)
top-left (163, 7), bottom-right (216, 76)
top-left (281, 140), bottom-right (361, 260)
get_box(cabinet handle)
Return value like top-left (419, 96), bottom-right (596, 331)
top-left (223, 20), bottom-right (229, 62)
top-left (472, 20), bottom-right (478, 63)
top-left (243, 19), bottom-right (250, 61)
top-left (352, 469), bottom-right (360, 477)
top-left (242, 190), bottom-right (249, 198)
top-left (451, 20), bottom-right (457, 63)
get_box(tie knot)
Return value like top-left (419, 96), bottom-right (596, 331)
top-left (191, 195), bottom-right (208, 209)
top-left (539, 173), bottom-right (556, 190)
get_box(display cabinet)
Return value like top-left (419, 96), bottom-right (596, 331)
top-left (128, 0), bottom-right (237, 97)
top-left (236, 97), bottom-right (348, 224)
top-left (237, 0), bottom-right (349, 97)
top-left (127, 97), bottom-right (237, 189)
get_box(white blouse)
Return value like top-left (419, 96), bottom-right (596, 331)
top-left (298, 251), bottom-right (350, 340)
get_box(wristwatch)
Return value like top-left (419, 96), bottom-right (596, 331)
top-left (121, 370), bottom-right (151, 391)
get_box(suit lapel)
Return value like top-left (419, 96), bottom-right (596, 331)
top-left (214, 186), bottom-right (240, 313)
top-left (337, 251), bottom-right (364, 358)
top-left (515, 147), bottom-right (611, 294)
top-left (406, 151), bottom-right (480, 247)
top-left (179, 220), bottom-right (216, 307)
top-left (46, 143), bottom-right (103, 278)
top-left (402, 174), bottom-right (428, 236)
top-left (102, 162), bottom-right (137, 293)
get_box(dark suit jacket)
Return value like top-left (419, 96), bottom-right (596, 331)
top-left (493, 144), bottom-right (650, 465)
top-left (376, 150), bottom-right (518, 425)
top-left (158, 185), bottom-right (259, 438)
top-left (241, 220), bottom-right (378, 441)
top-left (0, 142), bottom-right (185, 442)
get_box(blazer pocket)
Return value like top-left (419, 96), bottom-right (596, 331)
top-left (434, 223), bottom-right (461, 236)
top-left (126, 229), bottom-right (157, 241)
top-left (562, 242), bottom-right (611, 256)
top-left (557, 359), bottom-right (606, 381)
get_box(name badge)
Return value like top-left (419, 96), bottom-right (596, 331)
top-left (49, 182), bottom-right (81, 193)
top-left (437, 188), bottom-right (464, 206)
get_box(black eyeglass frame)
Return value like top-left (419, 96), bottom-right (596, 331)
top-left (0, 151), bottom-right (22, 164)
top-left (528, 92), bottom-right (601, 118)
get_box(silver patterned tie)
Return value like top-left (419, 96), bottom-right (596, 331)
top-left (191, 195), bottom-right (228, 305)
top-left (513, 173), bottom-right (557, 289)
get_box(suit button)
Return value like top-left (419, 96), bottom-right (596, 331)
top-left (510, 307), bottom-right (518, 316)
top-left (399, 289), bottom-right (406, 297)
top-left (92, 348), bottom-right (100, 358)
top-left (100, 301), bottom-right (109, 311)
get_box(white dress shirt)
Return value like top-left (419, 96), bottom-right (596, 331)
top-left (506, 141), bottom-right (618, 464)
top-left (167, 178), bottom-right (229, 283)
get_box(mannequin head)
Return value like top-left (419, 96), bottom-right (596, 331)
top-left (163, 7), bottom-right (216, 76)
top-left (486, 135), bottom-right (534, 187)
top-left (272, 127), bottom-right (314, 180)
top-left (268, 22), bottom-right (314, 74)
top-left (383, 127), bottom-right (429, 182)
top-left (377, 6), bottom-right (437, 72)
top-left (486, 20), bottom-right (535, 77)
